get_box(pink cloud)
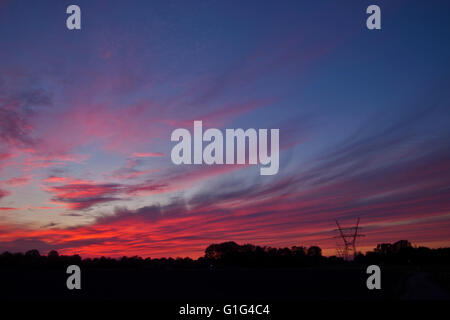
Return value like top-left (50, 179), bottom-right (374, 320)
top-left (2, 175), bottom-right (32, 187)
top-left (42, 176), bottom-right (68, 183)
top-left (111, 169), bottom-right (159, 180)
top-left (132, 152), bottom-right (164, 158)
top-left (0, 152), bottom-right (15, 160)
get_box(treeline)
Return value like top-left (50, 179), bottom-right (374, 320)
top-left (0, 240), bottom-right (449, 269)
top-left (204, 241), bottom-right (327, 267)
top-left (356, 240), bottom-right (450, 265)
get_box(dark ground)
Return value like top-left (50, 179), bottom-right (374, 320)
top-left (1, 264), bottom-right (448, 301)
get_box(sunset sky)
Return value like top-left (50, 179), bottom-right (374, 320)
top-left (0, 0), bottom-right (449, 258)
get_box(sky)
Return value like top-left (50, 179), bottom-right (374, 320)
top-left (0, 0), bottom-right (450, 258)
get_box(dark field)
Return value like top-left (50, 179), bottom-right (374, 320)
top-left (1, 265), bottom-right (448, 301)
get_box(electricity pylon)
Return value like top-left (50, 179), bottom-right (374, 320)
top-left (334, 217), bottom-right (364, 260)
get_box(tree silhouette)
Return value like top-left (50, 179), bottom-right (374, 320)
top-left (0, 240), bottom-right (449, 269)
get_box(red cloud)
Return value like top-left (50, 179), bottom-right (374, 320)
top-left (0, 189), bottom-right (10, 200)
